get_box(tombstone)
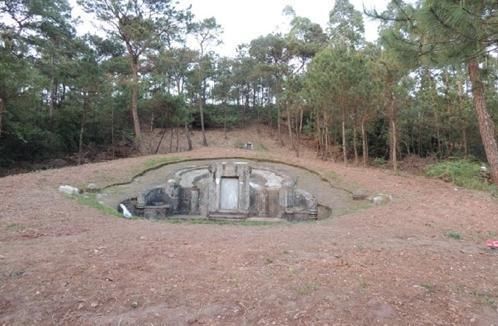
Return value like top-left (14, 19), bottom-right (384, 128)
top-left (207, 162), bottom-right (251, 218)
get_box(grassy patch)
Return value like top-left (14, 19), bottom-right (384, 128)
top-left (372, 157), bottom-right (387, 167)
top-left (295, 282), bottom-right (320, 296)
top-left (446, 231), bottom-right (462, 240)
top-left (142, 156), bottom-right (183, 170)
top-left (255, 143), bottom-right (268, 152)
top-left (6, 223), bottom-right (25, 232)
top-left (75, 194), bottom-right (121, 217)
top-left (426, 159), bottom-right (497, 196)
top-left (471, 290), bottom-right (498, 309)
top-left (420, 283), bottom-right (436, 293)
top-left (162, 218), bottom-right (281, 227)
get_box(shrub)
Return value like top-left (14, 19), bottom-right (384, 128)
top-left (425, 159), bottom-right (497, 195)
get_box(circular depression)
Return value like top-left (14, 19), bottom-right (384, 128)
top-left (97, 159), bottom-right (365, 221)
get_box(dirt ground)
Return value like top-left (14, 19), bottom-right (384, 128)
top-left (1, 126), bottom-right (498, 325)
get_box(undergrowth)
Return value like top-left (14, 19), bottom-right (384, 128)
top-left (75, 194), bottom-right (121, 217)
top-left (425, 159), bottom-right (497, 196)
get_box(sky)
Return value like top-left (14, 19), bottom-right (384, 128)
top-left (71, 0), bottom-right (390, 57)
top-left (178, 0), bottom-right (389, 56)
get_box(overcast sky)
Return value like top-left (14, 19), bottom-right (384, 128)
top-left (178, 0), bottom-right (389, 55)
top-left (71, 0), bottom-right (389, 57)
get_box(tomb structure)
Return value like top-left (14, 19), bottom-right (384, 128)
top-left (120, 161), bottom-right (319, 221)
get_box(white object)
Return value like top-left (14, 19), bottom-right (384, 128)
top-left (58, 185), bottom-right (80, 195)
top-left (369, 193), bottom-right (393, 206)
top-left (120, 204), bottom-right (133, 218)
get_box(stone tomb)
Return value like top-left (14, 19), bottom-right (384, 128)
top-left (121, 161), bottom-right (319, 221)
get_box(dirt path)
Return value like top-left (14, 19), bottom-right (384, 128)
top-left (1, 127), bottom-right (498, 325)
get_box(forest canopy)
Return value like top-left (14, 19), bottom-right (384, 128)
top-left (0, 0), bottom-right (497, 184)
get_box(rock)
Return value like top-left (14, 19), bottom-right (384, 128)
top-left (90, 302), bottom-right (99, 308)
top-left (131, 301), bottom-right (139, 309)
top-left (86, 183), bottom-right (99, 192)
top-left (58, 185), bottom-right (80, 195)
top-left (369, 193), bottom-right (392, 205)
top-left (352, 190), bottom-right (369, 201)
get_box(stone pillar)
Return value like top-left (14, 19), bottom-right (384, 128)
top-left (166, 179), bottom-right (180, 213)
top-left (279, 179), bottom-right (295, 209)
top-left (237, 163), bottom-right (251, 212)
top-left (190, 186), bottom-right (200, 215)
top-left (137, 192), bottom-right (145, 209)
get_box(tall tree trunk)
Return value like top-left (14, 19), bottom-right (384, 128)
top-left (176, 125), bottom-right (180, 152)
top-left (296, 108), bottom-right (303, 158)
top-left (315, 108), bottom-right (321, 158)
top-left (353, 124), bottom-right (358, 165)
top-left (468, 58), bottom-right (498, 184)
top-left (286, 103), bottom-right (294, 150)
top-left (391, 118), bottom-right (398, 173)
top-left (223, 103), bottom-right (228, 140)
top-left (78, 94), bottom-right (88, 165)
top-left (184, 122), bottom-right (193, 151)
top-left (150, 111), bottom-right (155, 132)
top-left (463, 127), bottom-right (468, 158)
top-left (199, 97), bottom-right (208, 146)
top-left (155, 128), bottom-right (168, 154)
top-left (169, 127), bottom-right (174, 152)
top-left (0, 97), bottom-right (4, 138)
top-left (325, 126), bottom-right (330, 160)
top-left (342, 110), bottom-right (347, 164)
top-left (130, 56), bottom-right (142, 148)
top-left (387, 88), bottom-right (398, 173)
top-left (361, 118), bottom-right (368, 167)
top-left (277, 106), bottom-right (282, 145)
top-left (111, 105), bottom-right (115, 159)
top-left (49, 55), bottom-right (55, 119)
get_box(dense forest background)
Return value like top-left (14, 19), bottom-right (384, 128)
top-left (1, 0), bottom-right (497, 184)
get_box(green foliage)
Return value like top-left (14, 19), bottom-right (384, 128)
top-left (1, 0), bottom-right (498, 184)
top-left (446, 231), bottom-right (462, 240)
top-left (75, 194), bottom-right (121, 217)
top-left (426, 160), bottom-right (497, 194)
top-left (372, 157), bottom-right (387, 167)
top-left (191, 105), bottom-right (241, 129)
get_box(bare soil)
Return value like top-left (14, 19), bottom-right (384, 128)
top-left (1, 126), bottom-right (498, 325)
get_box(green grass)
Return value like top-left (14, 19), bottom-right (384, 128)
top-left (75, 193), bottom-right (122, 217)
top-left (372, 157), bottom-right (387, 167)
top-left (294, 282), bottom-right (320, 296)
top-left (446, 231), bottom-right (462, 240)
top-left (426, 159), bottom-right (497, 196)
top-left (73, 195), bottom-right (285, 225)
top-left (255, 143), bottom-right (268, 152)
top-left (162, 218), bottom-right (282, 227)
top-left (471, 290), bottom-right (498, 309)
top-left (6, 223), bottom-right (25, 231)
top-left (142, 156), bottom-right (183, 170)
top-left (420, 283), bottom-right (436, 293)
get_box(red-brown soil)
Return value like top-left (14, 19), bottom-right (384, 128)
top-left (1, 127), bottom-right (498, 325)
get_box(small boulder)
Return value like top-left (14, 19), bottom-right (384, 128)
top-left (352, 190), bottom-right (369, 201)
top-left (85, 183), bottom-right (99, 192)
top-left (369, 193), bottom-right (392, 205)
top-left (58, 185), bottom-right (80, 195)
